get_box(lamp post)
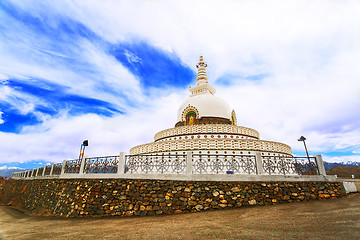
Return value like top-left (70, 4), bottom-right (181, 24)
top-left (79, 140), bottom-right (88, 161)
top-left (298, 136), bottom-right (310, 164)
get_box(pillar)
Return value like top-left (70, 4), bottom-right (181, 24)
top-left (60, 160), bottom-right (67, 176)
top-left (42, 166), bottom-right (47, 176)
top-left (255, 152), bottom-right (264, 174)
top-left (79, 156), bottom-right (87, 174)
top-left (314, 154), bottom-right (326, 175)
top-left (186, 151), bottom-right (193, 174)
top-left (50, 163), bottom-right (55, 176)
top-left (118, 152), bottom-right (126, 174)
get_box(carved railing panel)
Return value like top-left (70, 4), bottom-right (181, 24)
top-left (52, 163), bottom-right (63, 175)
top-left (84, 156), bottom-right (119, 174)
top-left (262, 156), bottom-right (318, 175)
top-left (293, 157), bottom-right (319, 175)
top-left (192, 154), bottom-right (256, 174)
top-left (37, 167), bottom-right (44, 176)
top-left (44, 166), bottom-right (51, 175)
top-left (64, 160), bottom-right (80, 174)
top-left (125, 154), bottom-right (186, 174)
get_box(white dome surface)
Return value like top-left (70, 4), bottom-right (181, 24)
top-left (177, 93), bottom-right (232, 122)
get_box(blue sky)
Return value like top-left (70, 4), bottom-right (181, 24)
top-left (1, 0), bottom-right (360, 169)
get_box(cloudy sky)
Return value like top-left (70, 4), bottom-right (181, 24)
top-left (0, 0), bottom-right (360, 169)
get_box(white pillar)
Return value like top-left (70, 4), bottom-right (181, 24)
top-left (118, 152), bottom-right (126, 174)
top-left (255, 152), bottom-right (264, 175)
top-left (79, 156), bottom-right (87, 174)
top-left (186, 151), bottom-right (193, 174)
top-left (42, 166), bottom-right (47, 176)
top-left (35, 167), bottom-right (40, 177)
top-left (314, 155), bottom-right (326, 176)
top-left (50, 163), bottom-right (55, 176)
top-left (60, 160), bottom-right (67, 176)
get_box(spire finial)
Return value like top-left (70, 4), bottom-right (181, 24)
top-left (189, 56), bottom-right (215, 95)
top-left (196, 56), bottom-right (208, 85)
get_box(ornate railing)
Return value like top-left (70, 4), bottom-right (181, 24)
top-left (262, 156), bottom-right (318, 175)
top-left (125, 154), bottom-right (187, 174)
top-left (44, 166), bottom-right (51, 175)
top-left (37, 167), bottom-right (44, 176)
top-left (293, 157), bottom-right (319, 175)
top-left (192, 154), bottom-right (257, 174)
top-left (53, 163), bottom-right (63, 175)
top-left (64, 160), bottom-right (81, 174)
top-left (84, 156), bottom-right (119, 173)
top-left (11, 153), bottom-right (325, 179)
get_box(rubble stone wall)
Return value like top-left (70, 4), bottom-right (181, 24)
top-left (1, 179), bottom-right (345, 218)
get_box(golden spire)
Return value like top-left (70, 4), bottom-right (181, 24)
top-left (196, 56), bottom-right (208, 85)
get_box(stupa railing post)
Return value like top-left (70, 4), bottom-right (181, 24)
top-left (314, 155), bottom-right (326, 175)
top-left (255, 152), bottom-right (264, 175)
top-left (50, 163), bottom-right (55, 176)
top-left (79, 156), bottom-right (86, 175)
top-left (42, 166), bottom-right (46, 176)
top-left (186, 152), bottom-right (193, 174)
top-left (60, 160), bottom-right (67, 176)
top-left (35, 167), bottom-right (40, 178)
top-left (118, 152), bottom-right (126, 175)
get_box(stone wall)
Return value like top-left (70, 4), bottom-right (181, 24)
top-left (1, 179), bottom-right (345, 218)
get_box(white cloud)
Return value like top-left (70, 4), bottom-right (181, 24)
top-left (323, 155), bottom-right (360, 163)
top-left (0, 111), bottom-right (4, 124)
top-left (1, 0), bottom-right (360, 163)
top-left (0, 73), bottom-right (8, 82)
top-left (0, 90), bottom-right (185, 163)
top-left (124, 49), bottom-right (142, 64)
top-left (0, 165), bottom-right (24, 170)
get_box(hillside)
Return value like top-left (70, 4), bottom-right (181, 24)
top-left (0, 167), bottom-right (25, 178)
top-left (0, 176), bottom-right (8, 201)
top-left (326, 166), bottom-right (360, 179)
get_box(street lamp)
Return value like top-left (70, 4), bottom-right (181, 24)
top-left (298, 136), bottom-right (310, 163)
top-left (79, 140), bottom-right (88, 161)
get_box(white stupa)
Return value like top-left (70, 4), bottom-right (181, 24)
top-left (130, 56), bottom-right (292, 157)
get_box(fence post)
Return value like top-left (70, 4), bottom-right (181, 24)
top-left (60, 160), bottom-right (67, 176)
top-left (32, 169), bottom-right (36, 178)
top-left (255, 152), bottom-right (264, 174)
top-left (35, 167), bottom-right (40, 178)
top-left (186, 152), bottom-right (193, 174)
top-left (50, 163), bottom-right (55, 176)
top-left (79, 156), bottom-right (86, 175)
top-left (314, 155), bottom-right (326, 175)
top-left (42, 166), bottom-right (47, 176)
top-left (118, 152), bottom-right (126, 175)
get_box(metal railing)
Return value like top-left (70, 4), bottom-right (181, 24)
top-left (64, 159), bottom-right (81, 174)
top-left (125, 154), bottom-right (187, 174)
top-left (192, 154), bottom-right (256, 174)
top-left (11, 153), bottom-right (324, 179)
top-left (262, 156), bottom-right (319, 175)
top-left (84, 156), bottom-right (119, 174)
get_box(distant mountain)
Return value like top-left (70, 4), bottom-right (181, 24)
top-left (323, 161), bottom-right (360, 171)
top-left (326, 166), bottom-right (360, 179)
top-left (0, 166), bottom-right (25, 178)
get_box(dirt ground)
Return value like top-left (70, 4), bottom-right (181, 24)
top-left (1, 193), bottom-right (359, 240)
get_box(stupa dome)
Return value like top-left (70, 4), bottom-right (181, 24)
top-left (130, 56), bottom-right (291, 157)
top-left (177, 93), bottom-right (232, 122)
top-left (175, 56), bottom-right (235, 126)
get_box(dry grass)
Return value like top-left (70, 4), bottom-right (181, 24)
top-left (1, 193), bottom-right (360, 240)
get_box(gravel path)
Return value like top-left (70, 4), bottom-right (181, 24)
top-left (1, 193), bottom-right (359, 240)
